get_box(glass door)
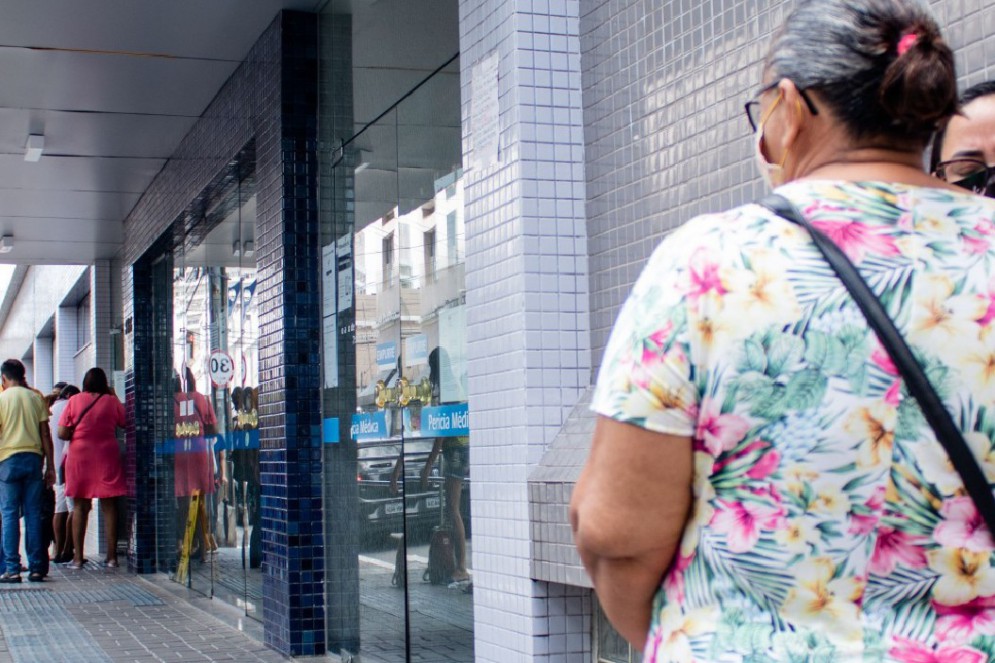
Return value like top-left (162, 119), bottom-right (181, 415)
top-left (149, 163), bottom-right (260, 619)
top-left (320, 47), bottom-right (472, 660)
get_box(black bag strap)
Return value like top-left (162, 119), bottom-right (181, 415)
top-left (70, 393), bottom-right (104, 434)
top-left (759, 193), bottom-right (995, 535)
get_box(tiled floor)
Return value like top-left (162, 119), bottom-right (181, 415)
top-left (0, 549), bottom-right (475, 663)
top-left (0, 564), bottom-right (293, 663)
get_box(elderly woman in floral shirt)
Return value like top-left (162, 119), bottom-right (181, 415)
top-left (571, 1), bottom-right (995, 661)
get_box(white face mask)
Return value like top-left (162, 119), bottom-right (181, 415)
top-left (754, 123), bottom-right (784, 189)
top-left (753, 93), bottom-right (786, 189)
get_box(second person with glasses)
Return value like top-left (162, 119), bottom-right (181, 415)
top-left (931, 81), bottom-right (995, 197)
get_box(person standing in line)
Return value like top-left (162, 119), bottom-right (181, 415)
top-left (0, 359), bottom-right (55, 583)
top-left (59, 368), bottom-right (126, 569)
top-left (49, 384), bottom-right (79, 564)
top-left (571, 0), bottom-right (995, 659)
top-left (930, 81), bottom-right (995, 197)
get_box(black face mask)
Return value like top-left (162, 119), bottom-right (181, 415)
top-left (954, 169), bottom-right (995, 199)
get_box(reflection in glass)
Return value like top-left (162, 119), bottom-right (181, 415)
top-left (157, 173), bottom-right (261, 621)
top-left (320, 0), bottom-right (467, 657)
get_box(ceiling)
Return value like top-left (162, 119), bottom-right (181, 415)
top-left (0, 0), bottom-right (461, 266)
top-left (0, 0), bottom-right (321, 265)
top-left (327, 0), bottom-right (461, 229)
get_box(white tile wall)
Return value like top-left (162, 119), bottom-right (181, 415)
top-left (32, 336), bottom-right (54, 394)
top-left (55, 306), bottom-right (78, 385)
top-left (0, 265), bottom-right (86, 375)
top-left (460, 0), bottom-right (592, 659)
top-left (91, 260), bottom-right (115, 373)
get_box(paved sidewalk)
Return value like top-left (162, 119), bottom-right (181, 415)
top-left (0, 563), bottom-right (299, 663)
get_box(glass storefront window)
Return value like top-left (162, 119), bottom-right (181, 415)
top-left (319, 0), bottom-right (468, 657)
top-left (149, 162), bottom-right (261, 620)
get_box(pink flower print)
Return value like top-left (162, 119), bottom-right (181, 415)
top-left (888, 636), bottom-right (988, 663)
top-left (935, 497), bottom-right (995, 552)
top-left (664, 552), bottom-right (695, 603)
top-left (872, 347), bottom-right (900, 376)
top-left (884, 379), bottom-right (902, 407)
top-left (687, 251), bottom-right (727, 302)
top-left (710, 499), bottom-right (783, 553)
top-left (647, 322), bottom-right (674, 350)
top-left (811, 219), bottom-right (900, 264)
top-left (867, 486), bottom-right (886, 510)
top-left (746, 449), bottom-right (781, 480)
top-left (712, 439), bottom-right (766, 474)
top-left (695, 399), bottom-right (750, 457)
top-left (933, 595), bottom-right (995, 645)
top-left (897, 211), bottom-right (914, 231)
top-left (980, 280), bottom-right (995, 328)
top-left (868, 525), bottom-right (928, 575)
top-left (848, 512), bottom-right (879, 536)
top-left (848, 487), bottom-right (886, 535)
top-left (963, 234), bottom-right (990, 256)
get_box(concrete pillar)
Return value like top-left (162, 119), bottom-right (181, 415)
top-left (91, 260), bottom-right (114, 373)
top-left (54, 306), bottom-right (78, 385)
top-left (32, 336), bottom-right (54, 394)
top-left (459, 0), bottom-right (593, 659)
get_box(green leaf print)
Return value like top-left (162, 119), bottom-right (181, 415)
top-left (804, 331), bottom-right (848, 376)
top-left (864, 566), bottom-right (938, 608)
top-left (784, 369), bottom-right (828, 410)
top-left (880, 598), bottom-right (937, 644)
top-left (730, 372), bottom-right (776, 407)
top-left (895, 399), bottom-right (926, 442)
top-left (767, 334), bottom-right (806, 377)
top-left (739, 336), bottom-right (767, 374)
top-left (714, 612), bottom-right (774, 657)
top-left (752, 384), bottom-right (790, 419)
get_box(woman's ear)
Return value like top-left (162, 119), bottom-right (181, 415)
top-left (777, 79), bottom-right (808, 151)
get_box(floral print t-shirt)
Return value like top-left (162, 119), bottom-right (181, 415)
top-left (592, 181), bottom-right (995, 662)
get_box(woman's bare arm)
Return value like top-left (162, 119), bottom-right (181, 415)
top-left (570, 416), bottom-right (693, 648)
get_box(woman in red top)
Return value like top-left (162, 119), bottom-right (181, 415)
top-left (58, 367), bottom-right (126, 569)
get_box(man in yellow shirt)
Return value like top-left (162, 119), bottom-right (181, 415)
top-left (0, 359), bottom-right (55, 582)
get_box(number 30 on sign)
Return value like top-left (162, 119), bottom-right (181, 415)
top-left (208, 350), bottom-right (235, 388)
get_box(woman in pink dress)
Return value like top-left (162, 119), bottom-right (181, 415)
top-left (58, 368), bottom-right (126, 569)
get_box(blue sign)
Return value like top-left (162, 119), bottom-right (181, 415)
top-left (407, 403), bottom-right (469, 438)
top-left (155, 434), bottom-right (223, 456)
top-left (323, 417), bottom-right (340, 444)
top-left (376, 341), bottom-right (398, 370)
top-left (351, 411), bottom-right (389, 441)
top-left (215, 429), bottom-right (259, 451)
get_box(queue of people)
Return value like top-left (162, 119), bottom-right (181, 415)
top-left (0, 363), bottom-right (124, 581)
top-left (572, 0), bottom-right (995, 660)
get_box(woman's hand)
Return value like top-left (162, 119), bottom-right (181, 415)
top-left (570, 417), bottom-right (693, 649)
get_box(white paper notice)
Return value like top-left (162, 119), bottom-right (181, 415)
top-left (322, 243), bottom-right (336, 318)
top-left (439, 305), bottom-right (468, 403)
top-left (470, 51), bottom-right (500, 172)
top-left (113, 370), bottom-right (126, 403)
top-left (336, 233), bottom-right (353, 313)
top-left (323, 314), bottom-right (338, 389)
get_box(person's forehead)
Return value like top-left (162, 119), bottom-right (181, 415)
top-left (943, 96), bottom-right (995, 159)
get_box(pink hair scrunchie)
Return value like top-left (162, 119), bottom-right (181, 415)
top-left (897, 32), bottom-right (918, 56)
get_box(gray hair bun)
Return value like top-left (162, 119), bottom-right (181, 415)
top-left (768, 0), bottom-right (957, 143)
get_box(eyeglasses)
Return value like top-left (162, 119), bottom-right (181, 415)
top-left (744, 82), bottom-right (820, 132)
top-left (933, 158), bottom-right (995, 196)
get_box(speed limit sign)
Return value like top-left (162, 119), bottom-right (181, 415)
top-left (208, 350), bottom-right (235, 388)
